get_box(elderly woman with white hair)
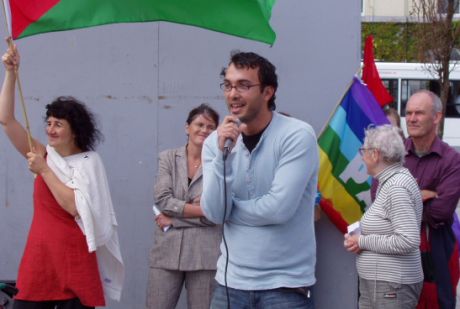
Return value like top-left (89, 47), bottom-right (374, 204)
top-left (344, 124), bottom-right (423, 309)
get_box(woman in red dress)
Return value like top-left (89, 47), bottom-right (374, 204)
top-left (0, 43), bottom-right (121, 309)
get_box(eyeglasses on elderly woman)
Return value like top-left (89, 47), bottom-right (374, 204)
top-left (358, 147), bottom-right (376, 156)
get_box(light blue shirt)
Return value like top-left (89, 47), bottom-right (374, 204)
top-left (202, 112), bottom-right (318, 290)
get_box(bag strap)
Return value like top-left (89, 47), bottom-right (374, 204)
top-left (420, 224), bottom-right (431, 251)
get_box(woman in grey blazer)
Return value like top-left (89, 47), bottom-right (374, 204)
top-left (146, 104), bottom-right (221, 309)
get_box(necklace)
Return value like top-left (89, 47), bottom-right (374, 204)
top-left (189, 158), bottom-right (201, 168)
top-left (187, 145), bottom-right (201, 168)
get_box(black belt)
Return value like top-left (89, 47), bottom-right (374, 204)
top-left (276, 286), bottom-right (312, 298)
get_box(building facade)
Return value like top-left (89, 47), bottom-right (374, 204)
top-left (362, 0), bottom-right (460, 22)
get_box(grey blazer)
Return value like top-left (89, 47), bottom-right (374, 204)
top-left (149, 146), bottom-right (222, 270)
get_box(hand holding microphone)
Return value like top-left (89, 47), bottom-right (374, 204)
top-left (217, 116), bottom-right (241, 160)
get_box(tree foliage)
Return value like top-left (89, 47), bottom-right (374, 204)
top-left (362, 22), bottom-right (419, 62)
top-left (411, 0), bottom-right (460, 137)
top-left (363, 1), bottom-right (460, 137)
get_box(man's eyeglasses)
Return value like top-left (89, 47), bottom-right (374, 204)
top-left (358, 147), bottom-right (375, 156)
top-left (220, 83), bottom-right (261, 93)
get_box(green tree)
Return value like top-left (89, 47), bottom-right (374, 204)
top-left (362, 22), bottom-right (418, 62)
top-left (411, 0), bottom-right (460, 137)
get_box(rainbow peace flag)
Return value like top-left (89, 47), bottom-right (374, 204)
top-left (318, 77), bottom-right (389, 233)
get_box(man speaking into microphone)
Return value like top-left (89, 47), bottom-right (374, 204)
top-left (202, 51), bottom-right (319, 309)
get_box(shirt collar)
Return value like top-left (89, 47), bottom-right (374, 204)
top-left (375, 163), bottom-right (402, 182)
top-left (240, 112), bottom-right (276, 152)
top-left (406, 136), bottom-right (443, 157)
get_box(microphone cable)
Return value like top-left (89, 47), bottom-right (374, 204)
top-left (222, 150), bottom-right (231, 309)
top-left (221, 119), bottom-right (240, 309)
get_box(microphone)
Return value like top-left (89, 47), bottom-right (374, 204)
top-left (223, 119), bottom-right (241, 160)
top-left (223, 138), bottom-right (233, 154)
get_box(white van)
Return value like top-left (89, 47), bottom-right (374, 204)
top-left (375, 62), bottom-right (460, 147)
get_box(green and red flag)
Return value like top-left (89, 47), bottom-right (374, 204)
top-left (3, 0), bottom-right (277, 44)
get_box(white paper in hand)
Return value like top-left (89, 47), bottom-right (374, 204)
top-left (347, 221), bottom-right (361, 236)
top-left (152, 205), bottom-right (171, 232)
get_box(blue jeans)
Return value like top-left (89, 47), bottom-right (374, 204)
top-left (210, 284), bottom-right (314, 309)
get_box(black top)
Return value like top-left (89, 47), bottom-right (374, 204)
top-left (242, 124), bottom-right (269, 153)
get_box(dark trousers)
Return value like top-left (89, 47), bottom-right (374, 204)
top-left (13, 298), bottom-right (93, 309)
top-left (419, 225), bottom-right (459, 309)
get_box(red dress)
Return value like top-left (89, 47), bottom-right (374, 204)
top-left (14, 175), bottom-right (105, 307)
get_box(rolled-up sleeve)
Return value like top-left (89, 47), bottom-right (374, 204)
top-left (154, 151), bottom-right (186, 217)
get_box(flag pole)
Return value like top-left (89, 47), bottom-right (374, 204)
top-left (1, 1), bottom-right (34, 152)
top-left (317, 69), bottom-right (360, 138)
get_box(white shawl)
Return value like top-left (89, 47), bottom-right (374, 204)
top-left (46, 145), bottom-right (124, 301)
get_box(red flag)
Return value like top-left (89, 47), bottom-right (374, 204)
top-left (362, 35), bottom-right (393, 107)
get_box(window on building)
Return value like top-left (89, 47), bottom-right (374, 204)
top-left (400, 79), bottom-right (460, 118)
top-left (447, 81), bottom-right (460, 117)
top-left (400, 79), bottom-right (432, 116)
top-left (382, 79), bottom-right (398, 110)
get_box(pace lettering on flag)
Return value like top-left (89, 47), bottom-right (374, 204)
top-left (317, 77), bottom-right (389, 233)
top-left (3, 0), bottom-right (276, 44)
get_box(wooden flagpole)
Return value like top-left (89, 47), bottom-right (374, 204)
top-left (1, 0), bottom-right (34, 152)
